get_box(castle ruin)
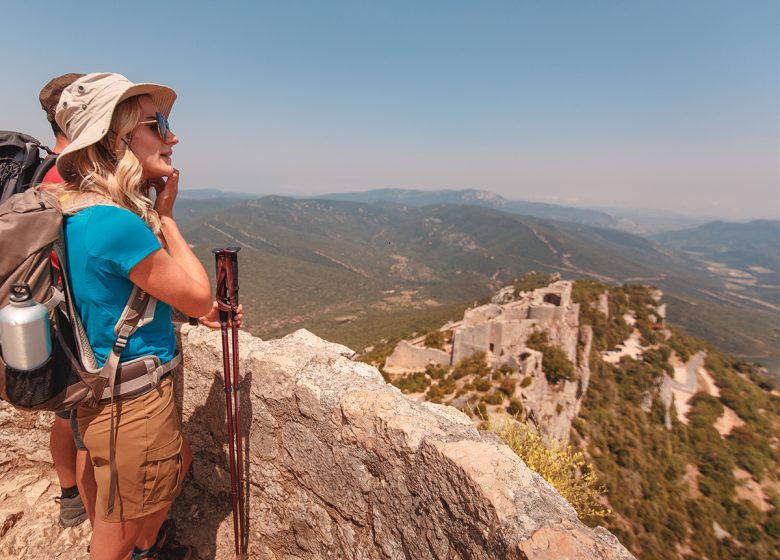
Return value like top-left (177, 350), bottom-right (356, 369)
top-left (385, 281), bottom-right (592, 441)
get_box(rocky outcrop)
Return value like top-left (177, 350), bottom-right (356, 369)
top-left (516, 326), bottom-right (593, 440)
top-left (0, 327), bottom-right (633, 559)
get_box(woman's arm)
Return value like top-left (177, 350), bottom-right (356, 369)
top-left (128, 170), bottom-right (212, 317)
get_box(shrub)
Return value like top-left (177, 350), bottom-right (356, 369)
top-left (425, 362), bottom-right (449, 380)
top-left (499, 377), bottom-right (517, 396)
top-left (642, 346), bottom-right (673, 376)
top-left (426, 384), bottom-right (443, 403)
top-left (486, 417), bottom-right (610, 520)
top-left (506, 398), bottom-right (524, 416)
top-left (396, 371), bottom-right (429, 394)
top-left (667, 326), bottom-right (702, 363)
top-left (527, 332), bottom-right (576, 384)
top-left (484, 391), bottom-right (505, 405)
top-left (452, 351), bottom-right (491, 379)
top-left (512, 271), bottom-right (555, 297)
top-left (438, 375), bottom-right (457, 395)
top-left (520, 376), bottom-right (533, 388)
top-left (424, 330), bottom-right (445, 350)
top-left (474, 378), bottom-right (492, 392)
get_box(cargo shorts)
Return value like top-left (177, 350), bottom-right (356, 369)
top-left (77, 376), bottom-right (184, 522)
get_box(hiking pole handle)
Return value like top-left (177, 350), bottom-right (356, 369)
top-left (212, 247), bottom-right (241, 309)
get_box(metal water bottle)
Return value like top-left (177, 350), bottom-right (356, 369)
top-left (0, 283), bottom-right (52, 370)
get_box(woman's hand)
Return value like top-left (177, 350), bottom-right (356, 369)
top-left (151, 168), bottom-right (179, 218)
top-left (198, 301), bottom-right (244, 330)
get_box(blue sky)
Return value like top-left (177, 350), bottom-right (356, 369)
top-left (4, 0), bottom-right (778, 219)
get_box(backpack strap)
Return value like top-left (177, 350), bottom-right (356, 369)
top-left (29, 154), bottom-right (58, 187)
top-left (103, 285), bottom-right (153, 516)
top-left (59, 192), bottom-right (120, 214)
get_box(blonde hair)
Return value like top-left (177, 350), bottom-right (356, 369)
top-left (55, 96), bottom-right (161, 232)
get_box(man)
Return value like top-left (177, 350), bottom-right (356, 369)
top-left (38, 73), bottom-right (95, 529)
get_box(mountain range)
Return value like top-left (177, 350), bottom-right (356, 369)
top-left (176, 191), bottom-right (780, 372)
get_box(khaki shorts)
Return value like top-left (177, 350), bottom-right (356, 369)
top-left (77, 377), bottom-right (184, 522)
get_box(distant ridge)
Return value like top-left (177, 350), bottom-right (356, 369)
top-left (178, 188), bottom-right (256, 200)
top-left (316, 188), bottom-right (633, 231)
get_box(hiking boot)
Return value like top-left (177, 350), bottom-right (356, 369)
top-left (155, 518), bottom-right (176, 549)
top-left (54, 492), bottom-right (87, 528)
top-left (131, 541), bottom-right (192, 560)
top-left (151, 541), bottom-right (192, 560)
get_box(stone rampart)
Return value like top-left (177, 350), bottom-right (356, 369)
top-left (384, 340), bottom-right (450, 372)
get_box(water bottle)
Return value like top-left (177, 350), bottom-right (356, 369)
top-left (0, 283), bottom-right (52, 370)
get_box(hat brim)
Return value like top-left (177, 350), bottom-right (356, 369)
top-left (56, 82), bottom-right (177, 180)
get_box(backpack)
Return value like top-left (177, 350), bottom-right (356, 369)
top-left (0, 131), bottom-right (57, 202)
top-left (0, 188), bottom-right (181, 411)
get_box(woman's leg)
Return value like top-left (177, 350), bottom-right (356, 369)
top-left (50, 415), bottom-right (77, 488)
top-left (132, 438), bottom-right (193, 551)
top-left (90, 513), bottom-right (148, 560)
top-left (76, 449), bottom-right (97, 527)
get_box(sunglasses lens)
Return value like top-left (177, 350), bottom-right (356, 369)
top-left (156, 112), bottom-right (170, 139)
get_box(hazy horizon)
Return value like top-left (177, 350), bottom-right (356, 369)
top-left (4, 1), bottom-right (778, 221)
top-left (181, 185), bottom-right (777, 224)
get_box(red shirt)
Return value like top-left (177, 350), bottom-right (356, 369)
top-left (42, 163), bottom-right (63, 184)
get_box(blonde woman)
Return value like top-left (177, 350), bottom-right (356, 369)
top-left (54, 73), bottom-right (235, 560)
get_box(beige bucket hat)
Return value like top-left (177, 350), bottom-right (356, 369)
top-left (55, 72), bottom-right (177, 179)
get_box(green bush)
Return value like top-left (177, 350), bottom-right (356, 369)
top-left (484, 391), bottom-right (505, 405)
top-left (396, 371), bottom-right (429, 394)
top-left (511, 271), bottom-right (556, 297)
top-left (499, 377), bottom-right (517, 396)
top-left (527, 331), bottom-right (576, 384)
top-left (438, 374), bottom-right (456, 395)
top-left (474, 378), bottom-right (492, 392)
top-left (642, 346), bottom-right (673, 376)
top-left (426, 384), bottom-right (443, 403)
top-left (520, 375), bottom-right (533, 388)
top-left (425, 362), bottom-right (449, 380)
top-left (506, 398), bottom-right (524, 416)
top-left (424, 330), bottom-right (445, 349)
top-left (452, 351), bottom-right (491, 379)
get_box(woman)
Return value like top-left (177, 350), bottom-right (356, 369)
top-left (53, 72), bottom-right (234, 560)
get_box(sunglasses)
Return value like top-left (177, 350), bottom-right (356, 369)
top-left (138, 111), bottom-right (172, 140)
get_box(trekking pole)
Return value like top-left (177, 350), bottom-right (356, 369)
top-left (213, 247), bottom-right (245, 556)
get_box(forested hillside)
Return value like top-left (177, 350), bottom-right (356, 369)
top-left (572, 283), bottom-right (779, 559)
top-left (372, 278), bottom-right (780, 559)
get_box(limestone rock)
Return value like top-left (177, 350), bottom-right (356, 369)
top-left (0, 327), bottom-right (633, 560)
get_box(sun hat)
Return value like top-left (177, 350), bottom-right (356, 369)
top-left (55, 72), bottom-right (177, 179)
top-left (39, 73), bottom-right (86, 124)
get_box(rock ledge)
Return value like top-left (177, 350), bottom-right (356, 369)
top-left (0, 327), bottom-right (634, 559)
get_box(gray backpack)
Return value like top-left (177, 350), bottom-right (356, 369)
top-left (0, 188), bottom-right (180, 411)
top-left (0, 131), bottom-right (57, 202)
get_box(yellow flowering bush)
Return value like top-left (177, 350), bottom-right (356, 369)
top-left (486, 416), bottom-right (610, 520)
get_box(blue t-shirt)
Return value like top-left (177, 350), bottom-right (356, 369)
top-left (64, 206), bottom-right (176, 367)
